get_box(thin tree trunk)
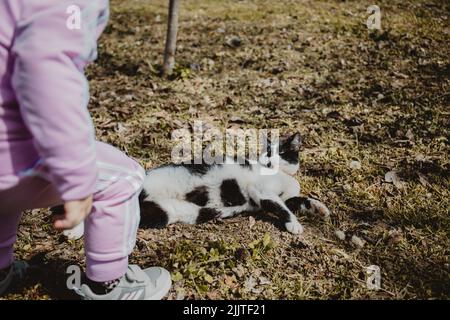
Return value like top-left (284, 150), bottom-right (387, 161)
top-left (162, 0), bottom-right (180, 76)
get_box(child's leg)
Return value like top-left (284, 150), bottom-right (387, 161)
top-left (84, 141), bottom-right (144, 282)
top-left (0, 212), bottom-right (22, 270)
top-left (0, 176), bottom-right (62, 270)
top-left (0, 142), bottom-right (170, 299)
top-left (0, 141), bottom-right (144, 284)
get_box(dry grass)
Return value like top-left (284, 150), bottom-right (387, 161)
top-left (3, 0), bottom-right (449, 300)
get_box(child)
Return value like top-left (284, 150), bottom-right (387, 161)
top-left (0, 0), bottom-right (171, 300)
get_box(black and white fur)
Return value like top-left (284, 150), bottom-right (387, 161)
top-left (139, 132), bottom-right (331, 234)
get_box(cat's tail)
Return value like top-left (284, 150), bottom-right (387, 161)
top-left (139, 193), bottom-right (220, 228)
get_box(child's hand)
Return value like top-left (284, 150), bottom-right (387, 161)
top-left (53, 195), bottom-right (93, 230)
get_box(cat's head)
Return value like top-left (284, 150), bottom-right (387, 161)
top-left (258, 132), bottom-right (301, 176)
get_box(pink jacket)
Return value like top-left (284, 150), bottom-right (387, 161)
top-left (0, 0), bottom-right (109, 201)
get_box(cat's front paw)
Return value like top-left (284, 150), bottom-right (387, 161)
top-left (285, 220), bottom-right (304, 235)
top-left (63, 222), bottom-right (85, 240)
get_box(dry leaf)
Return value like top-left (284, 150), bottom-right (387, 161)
top-left (385, 170), bottom-right (405, 190)
top-left (244, 276), bottom-right (257, 291)
top-left (224, 275), bottom-right (236, 288)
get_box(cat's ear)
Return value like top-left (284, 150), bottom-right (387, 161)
top-left (287, 132), bottom-right (301, 152)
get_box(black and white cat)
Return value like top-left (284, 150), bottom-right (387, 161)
top-left (139, 132), bottom-right (331, 234)
top-left (60, 132), bottom-right (331, 240)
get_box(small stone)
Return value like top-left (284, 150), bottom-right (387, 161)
top-left (351, 235), bottom-right (365, 248)
top-left (349, 160), bottom-right (361, 170)
top-left (335, 230), bottom-right (346, 240)
top-left (384, 170), bottom-right (398, 183)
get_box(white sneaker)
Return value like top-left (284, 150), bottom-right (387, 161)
top-left (75, 265), bottom-right (172, 300)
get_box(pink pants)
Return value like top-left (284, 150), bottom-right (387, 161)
top-left (0, 142), bottom-right (144, 282)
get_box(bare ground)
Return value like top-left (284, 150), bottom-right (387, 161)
top-left (3, 0), bottom-right (449, 300)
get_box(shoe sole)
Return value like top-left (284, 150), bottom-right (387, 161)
top-left (145, 268), bottom-right (172, 300)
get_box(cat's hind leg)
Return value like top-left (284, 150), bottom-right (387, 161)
top-left (139, 200), bottom-right (170, 228)
top-left (285, 197), bottom-right (331, 219)
top-left (140, 198), bottom-right (220, 228)
top-left (217, 204), bottom-right (251, 219)
top-left (248, 186), bottom-right (303, 234)
top-left (162, 199), bottom-right (221, 224)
